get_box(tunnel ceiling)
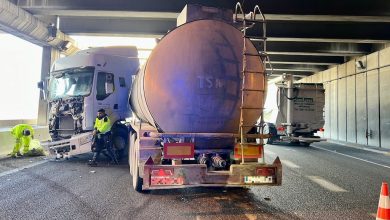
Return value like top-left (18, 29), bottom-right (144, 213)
top-left (10, 0), bottom-right (390, 79)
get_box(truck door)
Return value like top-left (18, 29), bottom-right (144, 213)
top-left (117, 76), bottom-right (131, 119)
top-left (95, 71), bottom-right (118, 120)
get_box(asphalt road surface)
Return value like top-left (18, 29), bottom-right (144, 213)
top-left (0, 141), bottom-right (389, 220)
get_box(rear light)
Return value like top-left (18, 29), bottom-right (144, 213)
top-left (277, 126), bottom-right (285, 131)
top-left (256, 167), bottom-right (275, 176)
top-left (319, 128), bottom-right (325, 132)
top-left (234, 144), bottom-right (263, 159)
top-left (151, 169), bottom-right (173, 176)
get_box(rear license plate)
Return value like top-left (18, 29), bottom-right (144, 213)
top-left (244, 176), bottom-right (274, 184)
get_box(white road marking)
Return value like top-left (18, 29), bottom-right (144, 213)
top-left (307, 176), bottom-right (348, 192)
top-left (282, 160), bottom-right (300, 169)
top-left (327, 140), bottom-right (389, 155)
top-left (0, 160), bottom-right (48, 178)
top-left (312, 145), bottom-right (390, 169)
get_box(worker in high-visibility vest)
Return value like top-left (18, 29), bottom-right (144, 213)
top-left (10, 124), bottom-right (34, 157)
top-left (88, 109), bottom-right (117, 166)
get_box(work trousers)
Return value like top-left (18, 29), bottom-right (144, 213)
top-left (91, 133), bottom-right (117, 163)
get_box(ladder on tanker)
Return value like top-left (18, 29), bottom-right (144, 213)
top-left (234, 2), bottom-right (273, 164)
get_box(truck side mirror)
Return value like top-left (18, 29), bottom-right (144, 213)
top-left (37, 81), bottom-right (44, 90)
top-left (37, 81), bottom-right (47, 100)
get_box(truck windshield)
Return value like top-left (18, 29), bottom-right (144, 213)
top-left (48, 68), bottom-right (94, 100)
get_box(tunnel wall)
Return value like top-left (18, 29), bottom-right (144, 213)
top-left (298, 46), bottom-right (390, 149)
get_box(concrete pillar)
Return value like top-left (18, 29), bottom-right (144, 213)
top-left (37, 46), bottom-right (60, 126)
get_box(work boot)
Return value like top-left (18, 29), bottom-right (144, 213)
top-left (9, 152), bottom-right (23, 158)
top-left (88, 160), bottom-right (98, 167)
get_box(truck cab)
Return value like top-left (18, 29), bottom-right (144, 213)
top-left (44, 46), bottom-right (139, 157)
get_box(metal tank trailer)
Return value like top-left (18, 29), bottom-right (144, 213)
top-left (127, 4), bottom-right (281, 192)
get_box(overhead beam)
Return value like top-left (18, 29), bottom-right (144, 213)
top-left (261, 41), bottom-right (371, 54)
top-left (268, 73), bottom-right (308, 78)
top-left (267, 51), bottom-right (365, 57)
top-left (268, 54), bottom-right (344, 64)
top-left (270, 61), bottom-right (338, 66)
top-left (249, 22), bottom-right (390, 40)
top-left (16, 0), bottom-right (390, 16)
top-left (265, 37), bottom-right (390, 44)
top-left (26, 9), bottom-right (179, 20)
top-left (47, 16), bottom-right (390, 41)
top-left (59, 17), bottom-right (176, 36)
top-left (24, 8), bottom-right (390, 23)
top-left (267, 68), bottom-right (317, 73)
top-left (265, 14), bottom-right (390, 23)
top-left (266, 69), bottom-right (312, 77)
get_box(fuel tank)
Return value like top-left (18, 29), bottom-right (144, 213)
top-left (130, 19), bottom-right (266, 133)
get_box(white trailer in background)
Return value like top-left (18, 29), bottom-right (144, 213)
top-left (40, 46), bottom-right (140, 157)
top-left (263, 74), bottom-right (326, 146)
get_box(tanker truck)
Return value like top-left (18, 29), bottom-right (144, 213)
top-left (127, 4), bottom-right (282, 192)
top-left (40, 46), bottom-right (140, 158)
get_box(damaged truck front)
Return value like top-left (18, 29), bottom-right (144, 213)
top-left (42, 47), bottom-right (140, 157)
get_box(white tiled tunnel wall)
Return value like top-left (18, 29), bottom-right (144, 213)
top-left (300, 46), bottom-right (390, 149)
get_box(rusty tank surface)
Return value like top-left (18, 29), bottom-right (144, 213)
top-left (130, 19), bottom-right (266, 133)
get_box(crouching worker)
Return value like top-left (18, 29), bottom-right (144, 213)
top-left (10, 124), bottom-right (34, 157)
top-left (88, 109), bottom-right (118, 166)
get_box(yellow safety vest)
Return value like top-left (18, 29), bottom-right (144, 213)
top-left (94, 116), bottom-right (111, 134)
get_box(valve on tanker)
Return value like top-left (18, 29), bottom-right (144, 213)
top-left (197, 153), bottom-right (210, 167)
top-left (211, 154), bottom-right (227, 168)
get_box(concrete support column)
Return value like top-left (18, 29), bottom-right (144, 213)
top-left (37, 47), bottom-right (60, 126)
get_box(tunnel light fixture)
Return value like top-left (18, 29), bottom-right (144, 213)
top-left (60, 41), bottom-right (72, 51)
top-left (355, 60), bottom-right (365, 69)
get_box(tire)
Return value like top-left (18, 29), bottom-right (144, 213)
top-left (113, 135), bottom-right (127, 159)
top-left (263, 123), bottom-right (277, 145)
top-left (299, 142), bottom-right (311, 147)
top-left (128, 133), bottom-right (143, 192)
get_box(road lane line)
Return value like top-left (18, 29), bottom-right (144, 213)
top-left (307, 176), bottom-right (348, 192)
top-left (0, 160), bottom-right (48, 178)
top-left (282, 160), bottom-right (300, 169)
top-left (328, 140), bottom-right (390, 155)
top-left (312, 145), bottom-right (390, 169)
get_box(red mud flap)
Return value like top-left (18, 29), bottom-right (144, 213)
top-left (142, 157), bottom-right (282, 190)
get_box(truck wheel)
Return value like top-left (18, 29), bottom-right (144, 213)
top-left (129, 133), bottom-right (144, 192)
top-left (300, 142), bottom-right (311, 147)
top-left (113, 135), bottom-right (127, 158)
top-left (263, 123), bottom-right (277, 145)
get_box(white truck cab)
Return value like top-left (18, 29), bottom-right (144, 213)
top-left (44, 46), bottom-right (139, 157)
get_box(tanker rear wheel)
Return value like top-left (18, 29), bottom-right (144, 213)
top-left (129, 133), bottom-right (143, 193)
top-left (263, 123), bottom-right (277, 145)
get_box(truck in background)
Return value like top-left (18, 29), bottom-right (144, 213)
top-left (263, 74), bottom-right (326, 146)
top-left (41, 46), bottom-right (140, 157)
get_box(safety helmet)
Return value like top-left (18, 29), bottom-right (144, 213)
top-left (22, 129), bottom-right (31, 136)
